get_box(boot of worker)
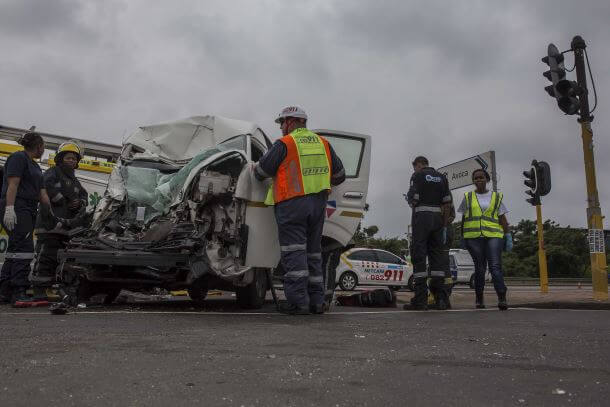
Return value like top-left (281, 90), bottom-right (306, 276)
top-left (278, 301), bottom-right (311, 315)
top-left (0, 281), bottom-right (12, 304)
top-left (12, 288), bottom-right (36, 308)
top-left (475, 291), bottom-right (485, 309)
top-left (31, 287), bottom-right (50, 307)
top-left (403, 278), bottom-right (428, 311)
top-left (497, 292), bottom-right (508, 311)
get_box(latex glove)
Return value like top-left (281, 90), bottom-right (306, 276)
top-left (504, 233), bottom-right (513, 252)
top-left (441, 227), bottom-right (447, 245)
top-left (3, 205), bottom-right (17, 231)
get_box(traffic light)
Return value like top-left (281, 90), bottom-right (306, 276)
top-left (555, 80), bottom-right (581, 115)
top-left (523, 160), bottom-right (552, 206)
top-left (523, 163), bottom-right (539, 206)
top-left (542, 44), bottom-right (566, 100)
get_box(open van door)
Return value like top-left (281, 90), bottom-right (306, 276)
top-left (314, 130), bottom-right (371, 247)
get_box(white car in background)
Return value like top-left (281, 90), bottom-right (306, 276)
top-left (450, 249), bottom-right (490, 288)
top-left (335, 248), bottom-right (412, 291)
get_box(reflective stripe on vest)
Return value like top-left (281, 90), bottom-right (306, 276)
top-left (462, 191), bottom-right (504, 239)
top-left (265, 129), bottom-right (332, 205)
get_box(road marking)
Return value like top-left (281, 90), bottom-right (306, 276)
top-left (2, 307), bottom-right (606, 317)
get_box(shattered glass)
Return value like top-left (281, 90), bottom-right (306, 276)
top-left (122, 146), bottom-right (228, 223)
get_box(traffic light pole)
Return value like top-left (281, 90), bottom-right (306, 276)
top-left (572, 36), bottom-right (608, 300)
top-left (535, 204), bottom-right (549, 293)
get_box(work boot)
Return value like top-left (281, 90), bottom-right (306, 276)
top-left (497, 292), bottom-right (508, 311)
top-left (12, 289), bottom-right (36, 308)
top-left (0, 281), bottom-right (12, 304)
top-left (278, 301), bottom-right (310, 315)
top-left (475, 292), bottom-right (485, 309)
top-left (403, 299), bottom-right (428, 311)
top-left (309, 303), bottom-right (325, 315)
top-left (435, 296), bottom-right (451, 311)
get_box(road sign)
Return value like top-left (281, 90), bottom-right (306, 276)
top-left (437, 151), bottom-right (496, 191)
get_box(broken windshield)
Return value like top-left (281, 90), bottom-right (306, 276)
top-left (122, 145), bottom-right (229, 223)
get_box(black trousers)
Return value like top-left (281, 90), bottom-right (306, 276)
top-left (410, 211), bottom-right (450, 305)
top-left (275, 192), bottom-right (327, 307)
top-left (0, 204), bottom-right (37, 291)
top-left (32, 235), bottom-right (67, 287)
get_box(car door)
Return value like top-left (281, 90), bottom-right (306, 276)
top-left (375, 250), bottom-right (410, 286)
top-left (314, 130), bottom-right (371, 247)
top-left (346, 249), bottom-right (381, 286)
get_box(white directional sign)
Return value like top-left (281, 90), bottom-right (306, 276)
top-left (438, 151), bottom-right (497, 191)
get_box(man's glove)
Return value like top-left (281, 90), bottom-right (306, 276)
top-left (3, 206), bottom-right (17, 231)
top-left (441, 227), bottom-right (447, 245)
top-left (504, 233), bottom-right (513, 252)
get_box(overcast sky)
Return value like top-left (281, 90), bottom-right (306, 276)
top-left (1, 0), bottom-right (609, 237)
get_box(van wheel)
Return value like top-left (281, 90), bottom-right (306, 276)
top-left (236, 269), bottom-right (268, 309)
top-left (389, 286), bottom-right (401, 291)
top-left (339, 272), bottom-right (358, 291)
top-left (188, 278), bottom-right (209, 305)
top-left (469, 274), bottom-right (475, 289)
top-left (323, 250), bottom-right (342, 311)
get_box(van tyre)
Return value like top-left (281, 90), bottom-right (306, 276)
top-left (236, 269), bottom-right (268, 309)
top-left (469, 274), bottom-right (475, 289)
top-left (339, 271), bottom-right (358, 291)
top-left (323, 249), bottom-right (341, 311)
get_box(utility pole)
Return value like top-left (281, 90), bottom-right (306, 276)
top-left (541, 36), bottom-right (608, 300)
top-left (572, 36), bottom-right (608, 300)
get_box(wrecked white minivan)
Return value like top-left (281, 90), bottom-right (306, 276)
top-left (58, 116), bottom-right (370, 309)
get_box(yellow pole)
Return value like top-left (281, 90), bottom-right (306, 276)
top-left (580, 121), bottom-right (608, 300)
top-left (536, 204), bottom-right (549, 293)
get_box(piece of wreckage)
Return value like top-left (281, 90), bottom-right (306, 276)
top-left (57, 115), bottom-right (371, 309)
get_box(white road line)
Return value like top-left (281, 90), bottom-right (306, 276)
top-left (2, 307), bottom-right (605, 317)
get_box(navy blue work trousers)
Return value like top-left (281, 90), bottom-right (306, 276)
top-left (275, 192), bottom-right (327, 308)
top-left (0, 202), bottom-right (37, 290)
top-left (464, 237), bottom-right (507, 297)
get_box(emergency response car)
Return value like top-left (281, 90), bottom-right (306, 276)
top-left (335, 248), bottom-right (412, 291)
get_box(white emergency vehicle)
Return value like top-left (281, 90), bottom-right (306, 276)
top-left (335, 247), bottom-right (413, 291)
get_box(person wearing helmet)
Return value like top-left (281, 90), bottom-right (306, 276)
top-left (254, 107), bottom-right (345, 315)
top-left (0, 131), bottom-right (57, 306)
top-left (31, 141), bottom-right (89, 301)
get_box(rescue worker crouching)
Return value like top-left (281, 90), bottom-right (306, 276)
top-left (31, 141), bottom-right (89, 301)
top-left (254, 106), bottom-right (345, 315)
top-left (403, 156), bottom-right (452, 311)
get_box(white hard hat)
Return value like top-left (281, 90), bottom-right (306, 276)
top-left (275, 106), bottom-right (308, 123)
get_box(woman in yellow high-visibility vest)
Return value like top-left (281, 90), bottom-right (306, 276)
top-left (457, 168), bottom-right (512, 310)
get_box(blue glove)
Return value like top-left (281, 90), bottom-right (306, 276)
top-left (441, 227), bottom-right (447, 245)
top-left (504, 233), bottom-right (513, 252)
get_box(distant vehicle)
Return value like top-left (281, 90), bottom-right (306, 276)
top-left (335, 248), bottom-right (412, 291)
top-left (450, 249), bottom-right (490, 288)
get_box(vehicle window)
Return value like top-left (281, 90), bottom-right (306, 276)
top-left (453, 252), bottom-right (474, 266)
top-left (449, 256), bottom-right (457, 268)
top-left (348, 250), bottom-right (378, 262)
top-left (320, 135), bottom-right (364, 177)
top-left (219, 135), bottom-right (246, 152)
top-left (375, 251), bottom-right (400, 264)
top-left (251, 138), bottom-right (266, 162)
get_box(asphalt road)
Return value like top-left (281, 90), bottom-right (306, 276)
top-left (1, 301), bottom-right (608, 407)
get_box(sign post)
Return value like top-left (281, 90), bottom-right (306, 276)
top-left (438, 151), bottom-right (497, 191)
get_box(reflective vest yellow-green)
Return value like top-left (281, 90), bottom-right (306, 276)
top-left (462, 191), bottom-right (504, 238)
top-left (264, 128), bottom-right (332, 205)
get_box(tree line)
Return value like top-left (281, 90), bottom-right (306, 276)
top-left (353, 220), bottom-right (609, 278)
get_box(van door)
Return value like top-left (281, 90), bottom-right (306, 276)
top-left (314, 130), bottom-right (371, 247)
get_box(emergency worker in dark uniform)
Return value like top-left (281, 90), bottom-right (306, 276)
top-left (404, 156), bottom-right (452, 310)
top-left (32, 141), bottom-right (88, 300)
top-left (0, 131), bottom-right (55, 307)
top-left (254, 106), bottom-right (345, 315)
